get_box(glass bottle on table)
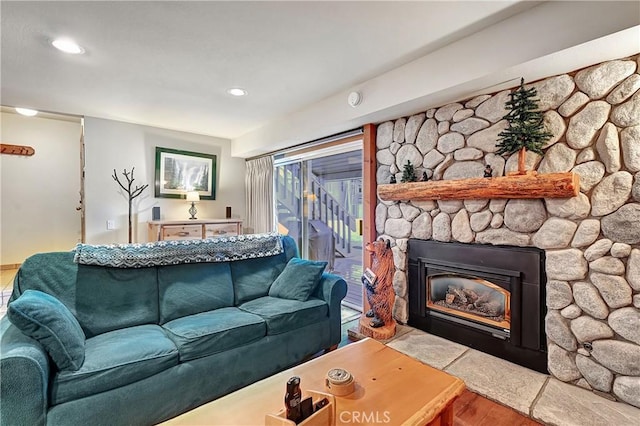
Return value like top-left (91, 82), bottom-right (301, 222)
top-left (285, 376), bottom-right (302, 423)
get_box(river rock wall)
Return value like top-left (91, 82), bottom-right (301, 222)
top-left (374, 54), bottom-right (640, 407)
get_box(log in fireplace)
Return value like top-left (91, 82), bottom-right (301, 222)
top-left (408, 240), bottom-right (547, 373)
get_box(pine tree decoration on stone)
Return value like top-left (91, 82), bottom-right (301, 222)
top-left (401, 160), bottom-right (417, 183)
top-left (496, 78), bottom-right (553, 174)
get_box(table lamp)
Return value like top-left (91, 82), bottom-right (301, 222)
top-left (186, 191), bottom-right (200, 219)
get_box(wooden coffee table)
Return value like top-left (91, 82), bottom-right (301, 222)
top-left (163, 338), bottom-right (465, 425)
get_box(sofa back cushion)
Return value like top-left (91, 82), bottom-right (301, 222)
top-left (231, 235), bottom-right (298, 305)
top-left (11, 252), bottom-right (159, 338)
top-left (158, 262), bottom-right (234, 323)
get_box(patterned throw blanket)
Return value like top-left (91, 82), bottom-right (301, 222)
top-left (73, 233), bottom-right (284, 268)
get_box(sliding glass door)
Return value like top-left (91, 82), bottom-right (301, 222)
top-left (274, 141), bottom-right (364, 310)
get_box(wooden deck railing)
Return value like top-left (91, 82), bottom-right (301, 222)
top-left (310, 174), bottom-right (356, 254)
top-left (275, 163), bottom-right (357, 254)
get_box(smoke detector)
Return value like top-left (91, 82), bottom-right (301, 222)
top-left (347, 91), bottom-right (362, 107)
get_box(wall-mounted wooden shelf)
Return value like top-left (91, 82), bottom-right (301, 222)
top-left (1, 143), bottom-right (35, 156)
top-left (377, 172), bottom-right (580, 201)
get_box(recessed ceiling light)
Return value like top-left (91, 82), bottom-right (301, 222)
top-left (15, 107), bottom-right (38, 116)
top-left (51, 38), bottom-right (85, 54)
top-left (227, 88), bottom-right (247, 97)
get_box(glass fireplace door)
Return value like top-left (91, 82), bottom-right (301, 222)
top-left (427, 273), bottom-right (511, 331)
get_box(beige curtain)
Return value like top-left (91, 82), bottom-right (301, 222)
top-left (244, 156), bottom-right (274, 234)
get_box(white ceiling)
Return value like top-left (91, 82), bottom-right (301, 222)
top-left (1, 1), bottom-right (540, 141)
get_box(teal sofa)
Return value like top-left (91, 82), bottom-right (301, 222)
top-left (0, 235), bottom-right (347, 425)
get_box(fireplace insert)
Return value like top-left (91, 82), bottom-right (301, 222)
top-left (428, 273), bottom-right (511, 331)
top-left (408, 240), bottom-right (547, 373)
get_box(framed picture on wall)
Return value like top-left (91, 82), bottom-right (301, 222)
top-left (154, 147), bottom-right (216, 199)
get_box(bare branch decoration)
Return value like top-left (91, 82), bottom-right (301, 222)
top-left (112, 167), bottom-right (149, 243)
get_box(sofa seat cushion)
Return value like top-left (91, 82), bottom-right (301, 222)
top-left (238, 296), bottom-right (328, 335)
top-left (50, 324), bottom-right (179, 405)
top-left (162, 307), bottom-right (266, 361)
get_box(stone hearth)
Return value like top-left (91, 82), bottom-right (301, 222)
top-left (375, 54), bottom-right (640, 407)
top-left (386, 327), bottom-right (640, 425)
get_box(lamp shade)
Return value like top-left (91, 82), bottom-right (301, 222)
top-left (186, 191), bottom-right (200, 202)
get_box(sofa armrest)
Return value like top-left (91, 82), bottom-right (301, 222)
top-left (0, 316), bottom-right (50, 426)
top-left (312, 273), bottom-right (347, 346)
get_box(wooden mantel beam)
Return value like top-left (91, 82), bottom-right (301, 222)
top-left (377, 172), bottom-right (580, 201)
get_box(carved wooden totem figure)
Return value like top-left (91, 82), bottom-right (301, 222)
top-left (363, 238), bottom-right (395, 328)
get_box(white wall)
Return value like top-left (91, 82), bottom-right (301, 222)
top-left (0, 111), bottom-right (82, 264)
top-left (232, 1), bottom-right (640, 158)
top-left (83, 117), bottom-right (245, 244)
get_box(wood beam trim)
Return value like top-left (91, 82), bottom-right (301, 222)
top-left (362, 123), bottom-right (377, 314)
top-left (362, 124), bottom-right (377, 271)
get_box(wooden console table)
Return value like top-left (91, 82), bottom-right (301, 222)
top-left (148, 219), bottom-right (243, 242)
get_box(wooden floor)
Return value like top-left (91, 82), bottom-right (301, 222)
top-left (453, 389), bottom-right (541, 426)
top-left (332, 250), bottom-right (363, 309)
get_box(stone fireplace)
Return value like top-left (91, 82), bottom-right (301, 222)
top-left (408, 240), bottom-right (547, 373)
top-left (374, 54), bottom-right (640, 408)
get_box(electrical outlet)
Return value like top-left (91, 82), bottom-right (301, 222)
top-left (106, 220), bottom-right (115, 230)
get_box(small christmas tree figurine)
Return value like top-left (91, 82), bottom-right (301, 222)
top-left (401, 160), bottom-right (417, 183)
top-left (496, 78), bottom-right (553, 174)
